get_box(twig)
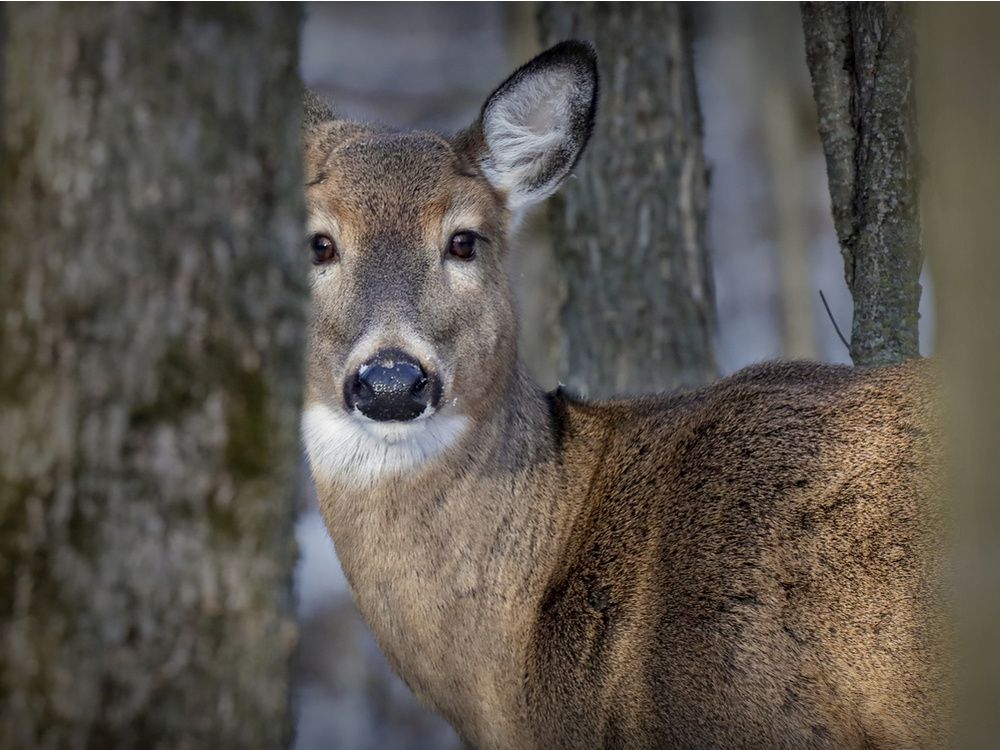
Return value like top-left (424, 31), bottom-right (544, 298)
top-left (819, 289), bottom-right (850, 353)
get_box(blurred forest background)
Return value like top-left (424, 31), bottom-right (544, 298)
top-left (295, 3), bottom-right (932, 748)
top-left (2, 3), bottom-right (998, 750)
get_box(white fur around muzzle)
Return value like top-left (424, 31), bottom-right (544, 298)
top-left (301, 402), bottom-right (469, 485)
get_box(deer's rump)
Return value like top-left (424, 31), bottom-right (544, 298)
top-left (526, 360), bottom-right (946, 750)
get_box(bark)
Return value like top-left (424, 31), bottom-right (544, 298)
top-left (538, 2), bottom-right (717, 398)
top-left (801, 2), bottom-right (922, 367)
top-left (0, 6), bottom-right (305, 750)
top-left (919, 6), bottom-right (1000, 746)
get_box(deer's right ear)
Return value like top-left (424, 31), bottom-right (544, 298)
top-left (304, 89), bottom-right (335, 128)
top-left (302, 91), bottom-right (361, 184)
top-left (464, 41), bottom-right (598, 211)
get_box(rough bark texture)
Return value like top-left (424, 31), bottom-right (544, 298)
top-left (0, 6), bottom-right (305, 749)
top-left (538, 2), bottom-right (717, 398)
top-left (801, 2), bottom-right (922, 367)
top-left (919, 6), bottom-right (1000, 747)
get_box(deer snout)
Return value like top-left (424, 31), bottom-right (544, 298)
top-left (344, 348), bottom-right (442, 422)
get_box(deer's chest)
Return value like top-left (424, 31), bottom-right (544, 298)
top-left (328, 496), bottom-right (528, 749)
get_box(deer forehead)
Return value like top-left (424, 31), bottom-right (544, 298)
top-left (307, 130), bottom-right (504, 247)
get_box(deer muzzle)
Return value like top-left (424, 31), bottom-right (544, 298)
top-left (344, 347), bottom-right (442, 422)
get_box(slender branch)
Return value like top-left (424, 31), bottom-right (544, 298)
top-left (819, 290), bottom-right (851, 353)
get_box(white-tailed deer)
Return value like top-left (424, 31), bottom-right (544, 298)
top-left (301, 42), bottom-right (947, 749)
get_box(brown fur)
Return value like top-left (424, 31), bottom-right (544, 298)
top-left (302, 47), bottom-right (947, 750)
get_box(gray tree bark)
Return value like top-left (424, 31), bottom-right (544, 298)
top-left (801, 2), bottom-right (922, 367)
top-left (0, 6), bottom-right (305, 749)
top-left (538, 2), bottom-right (717, 398)
top-left (919, 6), bottom-right (1000, 747)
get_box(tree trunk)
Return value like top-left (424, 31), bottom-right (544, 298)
top-left (801, 2), bottom-right (922, 367)
top-left (919, 6), bottom-right (1000, 747)
top-left (0, 6), bottom-right (305, 749)
top-left (538, 2), bottom-right (717, 398)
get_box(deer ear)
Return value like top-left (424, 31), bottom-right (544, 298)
top-left (302, 94), bottom-right (373, 186)
top-left (303, 89), bottom-right (335, 128)
top-left (469, 41), bottom-right (597, 211)
top-left (302, 90), bottom-right (337, 180)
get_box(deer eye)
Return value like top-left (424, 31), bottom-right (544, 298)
top-left (447, 231), bottom-right (478, 261)
top-left (310, 233), bottom-right (338, 265)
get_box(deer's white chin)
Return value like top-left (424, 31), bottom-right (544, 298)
top-left (301, 402), bottom-right (470, 486)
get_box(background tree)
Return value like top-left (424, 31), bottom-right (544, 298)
top-left (539, 2), bottom-right (717, 397)
top-left (0, 5), bottom-right (305, 748)
top-left (801, 2), bottom-right (922, 366)
top-left (919, 5), bottom-right (1000, 747)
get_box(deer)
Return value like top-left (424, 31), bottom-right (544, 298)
top-left (300, 41), bottom-right (948, 750)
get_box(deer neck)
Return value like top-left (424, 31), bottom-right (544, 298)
top-left (313, 363), bottom-right (588, 747)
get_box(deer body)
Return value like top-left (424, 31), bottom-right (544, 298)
top-left (302, 42), bottom-right (946, 749)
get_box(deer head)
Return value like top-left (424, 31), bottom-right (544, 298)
top-left (301, 42), bottom-right (598, 487)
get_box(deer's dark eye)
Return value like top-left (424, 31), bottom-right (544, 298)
top-left (310, 234), bottom-right (338, 265)
top-left (447, 231), bottom-right (478, 261)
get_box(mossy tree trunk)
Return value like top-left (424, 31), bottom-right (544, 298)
top-left (801, 2), bottom-right (922, 367)
top-left (0, 5), bottom-right (305, 749)
top-left (538, 2), bottom-right (717, 398)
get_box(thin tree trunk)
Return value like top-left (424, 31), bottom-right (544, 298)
top-left (539, 2), bottom-right (717, 398)
top-left (0, 6), bottom-right (305, 749)
top-left (919, 6), bottom-right (1000, 747)
top-left (801, 2), bottom-right (922, 367)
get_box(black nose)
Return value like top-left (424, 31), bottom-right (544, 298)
top-left (344, 348), bottom-right (442, 422)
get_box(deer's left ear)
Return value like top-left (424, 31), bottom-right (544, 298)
top-left (461, 41), bottom-right (598, 211)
